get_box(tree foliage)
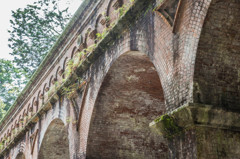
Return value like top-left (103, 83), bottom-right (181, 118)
top-left (8, 0), bottom-right (71, 78)
top-left (0, 59), bottom-right (25, 118)
top-left (0, 99), bottom-right (7, 120)
top-left (0, 0), bottom-right (71, 120)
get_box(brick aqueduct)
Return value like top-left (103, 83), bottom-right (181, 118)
top-left (0, 0), bottom-right (240, 158)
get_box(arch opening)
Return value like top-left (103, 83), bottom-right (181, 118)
top-left (38, 119), bottom-right (70, 159)
top-left (86, 51), bottom-right (168, 158)
top-left (16, 152), bottom-right (25, 159)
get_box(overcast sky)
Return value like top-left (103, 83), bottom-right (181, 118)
top-left (0, 0), bottom-right (83, 60)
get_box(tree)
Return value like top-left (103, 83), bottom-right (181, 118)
top-left (0, 99), bottom-right (7, 120)
top-left (0, 0), bottom-right (71, 120)
top-left (8, 0), bottom-right (71, 79)
top-left (0, 59), bottom-right (24, 118)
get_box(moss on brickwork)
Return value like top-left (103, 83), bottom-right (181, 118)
top-left (152, 114), bottom-right (182, 139)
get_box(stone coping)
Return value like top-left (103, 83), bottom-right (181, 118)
top-left (150, 103), bottom-right (240, 138)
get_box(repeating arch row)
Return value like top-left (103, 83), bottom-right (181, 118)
top-left (0, 0), bottom-right (131, 151)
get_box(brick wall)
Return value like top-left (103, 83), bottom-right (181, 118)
top-left (194, 0), bottom-right (240, 109)
top-left (1, 0), bottom-right (240, 158)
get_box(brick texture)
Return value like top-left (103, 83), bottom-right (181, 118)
top-left (0, 0), bottom-right (239, 159)
top-left (194, 0), bottom-right (240, 109)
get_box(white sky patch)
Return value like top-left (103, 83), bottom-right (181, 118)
top-left (0, 0), bottom-right (83, 60)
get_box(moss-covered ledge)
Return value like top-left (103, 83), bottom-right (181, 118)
top-left (150, 103), bottom-right (240, 138)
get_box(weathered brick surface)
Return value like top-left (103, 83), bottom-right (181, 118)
top-left (0, 0), bottom-right (239, 158)
top-left (169, 129), bottom-right (197, 159)
top-left (86, 52), bottom-right (168, 158)
top-left (194, 0), bottom-right (240, 109)
top-left (196, 127), bottom-right (240, 159)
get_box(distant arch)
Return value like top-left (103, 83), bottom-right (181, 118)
top-left (95, 14), bottom-right (102, 29)
top-left (15, 152), bottom-right (25, 159)
top-left (106, 0), bottom-right (114, 16)
top-left (49, 75), bottom-right (54, 88)
top-left (95, 14), bottom-right (104, 42)
top-left (18, 115), bottom-right (22, 128)
top-left (36, 90), bottom-right (42, 109)
top-left (55, 66), bottom-right (62, 80)
top-left (43, 83), bottom-right (48, 95)
top-left (106, 0), bottom-right (122, 26)
top-left (38, 119), bottom-right (70, 159)
top-left (71, 46), bottom-right (77, 58)
top-left (22, 109), bottom-right (27, 125)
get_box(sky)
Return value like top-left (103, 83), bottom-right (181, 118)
top-left (0, 0), bottom-right (83, 60)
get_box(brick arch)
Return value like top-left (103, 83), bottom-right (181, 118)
top-left (86, 51), bottom-right (168, 158)
top-left (43, 83), bottom-right (49, 94)
top-left (14, 119), bottom-right (19, 134)
top-left (10, 125), bottom-right (14, 140)
top-left (12, 142), bottom-right (26, 159)
top-left (7, 129), bottom-right (10, 139)
top-left (31, 96), bottom-right (37, 114)
top-left (106, 0), bottom-right (123, 26)
top-left (106, 0), bottom-right (113, 16)
top-left (95, 14), bottom-right (104, 35)
top-left (48, 75), bottom-right (54, 88)
top-left (3, 133), bottom-right (6, 139)
top-left (15, 152), bottom-right (25, 159)
top-left (63, 57), bottom-right (69, 78)
top-left (78, 27), bottom-right (173, 154)
top-left (42, 83), bottom-right (48, 104)
top-left (193, 0), bottom-right (240, 109)
top-left (84, 27), bottom-right (95, 47)
top-left (36, 90), bottom-right (42, 110)
top-left (18, 114), bottom-right (23, 129)
top-left (27, 103), bottom-right (33, 120)
top-left (38, 118), bottom-right (70, 159)
top-left (71, 46), bottom-right (77, 59)
top-left (21, 109), bottom-right (27, 126)
top-left (55, 66), bottom-right (62, 80)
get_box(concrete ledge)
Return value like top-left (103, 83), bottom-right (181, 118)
top-left (150, 103), bottom-right (240, 138)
